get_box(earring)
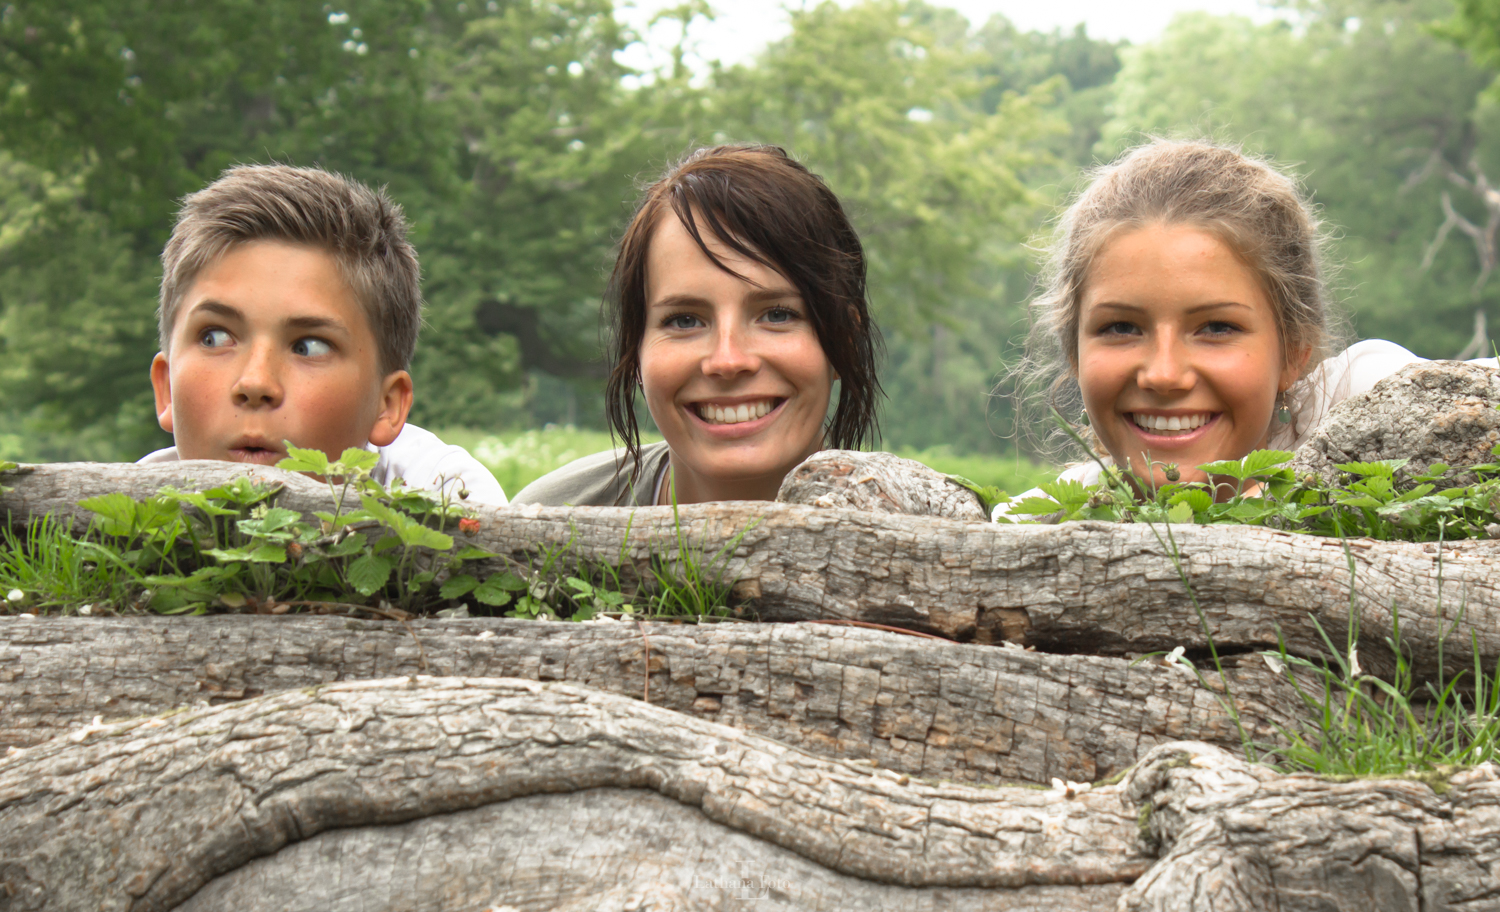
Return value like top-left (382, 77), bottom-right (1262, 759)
top-left (1276, 391), bottom-right (1292, 425)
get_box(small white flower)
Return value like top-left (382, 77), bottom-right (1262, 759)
top-left (6, 589), bottom-right (24, 604)
top-left (1262, 653), bottom-right (1286, 674)
top-left (1163, 646), bottom-right (1186, 666)
top-left (77, 604), bottom-right (93, 616)
top-left (1049, 777), bottom-right (1092, 798)
top-left (68, 715), bottom-right (108, 743)
top-left (1348, 647), bottom-right (1362, 678)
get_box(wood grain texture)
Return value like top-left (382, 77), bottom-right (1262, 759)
top-left (1120, 741), bottom-right (1500, 912)
top-left (0, 616), bottom-right (1304, 786)
top-left (0, 676), bottom-right (1151, 912)
top-left (5, 461), bottom-right (1498, 678)
top-left (177, 788), bottom-right (1127, 912)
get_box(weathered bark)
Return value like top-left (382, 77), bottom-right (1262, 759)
top-left (176, 789), bottom-right (1128, 912)
top-left (1120, 741), bottom-right (1500, 911)
top-left (776, 449), bottom-right (988, 520)
top-left (1292, 361), bottom-right (1500, 487)
top-left (0, 616), bottom-right (1304, 786)
top-left (0, 677), bottom-right (1151, 912)
top-left (5, 462), bottom-right (1498, 678)
top-left (7, 677), bottom-right (1500, 911)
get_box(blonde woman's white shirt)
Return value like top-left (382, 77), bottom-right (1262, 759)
top-left (994, 340), bottom-right (1500, 520)
top-left (137, 423), bottom-right (509, 507)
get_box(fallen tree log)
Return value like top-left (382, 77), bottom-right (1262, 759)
top-left (0, 616), bottom-right (1305, 786)
top-left (0, 677), bottom-right (1150, 912)
top-left (5, 677), bottom-right (1500, 912)
top-left (3, 462), bottom-right (1498, 677)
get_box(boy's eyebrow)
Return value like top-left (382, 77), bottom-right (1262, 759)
top-left (188, 300), bottom-right (244, 321)
top-left (185, 301), bottom-right (350, 334)
top-left (283, 315), bottom-right (350, 334)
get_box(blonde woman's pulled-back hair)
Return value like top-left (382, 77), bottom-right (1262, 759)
top-left (1018, 139), bottom-right (1341, 455)
top-left (159, 164), bottom-right (422, 375)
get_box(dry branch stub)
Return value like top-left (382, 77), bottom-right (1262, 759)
top-left (4, 462), bottom-right (1500, 678)
top-left (776, 448), bottom-right (987, 520)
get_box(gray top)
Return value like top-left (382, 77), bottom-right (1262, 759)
top-left (511, 441), bottom-right (672, 507)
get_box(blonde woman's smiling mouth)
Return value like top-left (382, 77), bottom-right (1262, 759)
top-left (1126, 411), bottom-right (1219, 439)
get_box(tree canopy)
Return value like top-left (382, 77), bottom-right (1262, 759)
top-left (0, 0), bottom-right (1494, 461)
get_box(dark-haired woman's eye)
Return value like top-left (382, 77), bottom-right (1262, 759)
top-left (664, 313), bottom-right (702, 330)
top-left (764, 307), bottom-right (798, 324)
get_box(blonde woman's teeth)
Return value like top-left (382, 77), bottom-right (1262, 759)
top-left (1132, 413), bottom-right (1211, 433)
top-left (698, 400), bottom-right (775, 425)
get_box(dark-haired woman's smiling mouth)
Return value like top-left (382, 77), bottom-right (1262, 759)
top-left (693, 398), bottom-right (784, 425)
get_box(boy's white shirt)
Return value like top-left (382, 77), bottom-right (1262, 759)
top-left (137, 423), bottom-right (509, 507)
top-left (995, 340), bottom-right (1500, 519)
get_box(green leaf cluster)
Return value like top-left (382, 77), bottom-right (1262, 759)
top-left (59, 444), bottom-right (507, 616)
top-left (1003, 444), bottom-right (1500, 543)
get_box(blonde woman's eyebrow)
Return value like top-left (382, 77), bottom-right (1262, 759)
top-left (1088, 300), bottom-right (1255, 315)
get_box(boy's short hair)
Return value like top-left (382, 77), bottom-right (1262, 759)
top-left (159, 164), bottom-right (422, 374)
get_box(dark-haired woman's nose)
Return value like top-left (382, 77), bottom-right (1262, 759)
top-left (702, 324), bottom-right (760, 379)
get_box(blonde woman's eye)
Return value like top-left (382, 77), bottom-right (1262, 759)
top-left (1100, 321), bottom-right (1138, 336)
top-left (1202, 321), bottom-right (1240, 336)
top-left (199, 329), bottom-right (232, 348)
top-left (292, 337), bottom-right (332, 357)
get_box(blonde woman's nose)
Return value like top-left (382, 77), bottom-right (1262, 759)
top-left (1136, 334), bottom-right (1196, 393)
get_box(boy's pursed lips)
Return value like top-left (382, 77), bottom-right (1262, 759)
top-left (227, 435), bottom-right (286, 464)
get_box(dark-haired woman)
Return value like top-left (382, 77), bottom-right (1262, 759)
top-left (512, 144), bottom-right (882, 506)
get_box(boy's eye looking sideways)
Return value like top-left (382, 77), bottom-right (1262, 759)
top-left (199, 328), bottom-right (232, 349)
top-left (292, 337), bottom-right (333, 357)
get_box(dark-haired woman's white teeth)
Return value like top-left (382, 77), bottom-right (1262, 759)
top-left (697, 400), bottom-right (775, 424)
top-left (1132, 413), bottom-right (1211, 432)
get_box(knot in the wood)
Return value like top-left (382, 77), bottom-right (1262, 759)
top-left (1293, 361), bottom-right (1500, 487)
top-left (777, 449), bottom-right (987, 520)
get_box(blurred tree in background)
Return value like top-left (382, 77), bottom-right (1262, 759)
top-left (0, 0), bottom-right (1497, 463)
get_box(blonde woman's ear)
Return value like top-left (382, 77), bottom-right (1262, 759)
top-left (1281, 342), bottom-right (1314, 388)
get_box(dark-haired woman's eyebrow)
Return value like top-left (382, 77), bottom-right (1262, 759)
top-left (744, 287), bottom-right (801, 304)
top-left (647, 293), bottom-right (712, 310)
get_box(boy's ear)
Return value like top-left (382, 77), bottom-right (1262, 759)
top-left (150, 353), bottom-right (174, 433)
top-left (368, 370), bottom-right (414, 448)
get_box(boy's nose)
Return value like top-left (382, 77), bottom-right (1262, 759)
top-left (232, 344), bottom-right (285, 408)
top-left (702, 324), bottom-right (760, 378)
top-left (1136, 334), bottom-right (1196, 393)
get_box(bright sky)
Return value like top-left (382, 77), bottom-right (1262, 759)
top-left (617, 0), bottom-right (1281, 72)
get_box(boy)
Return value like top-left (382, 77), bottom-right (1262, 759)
top-left (140, 164), bottom-right (507, 506)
